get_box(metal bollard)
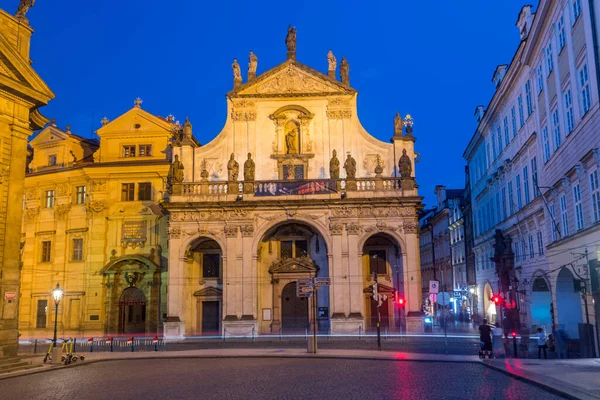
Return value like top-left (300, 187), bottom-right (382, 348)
top-left (252, 327), bottom-right (255, 343)
top-left (223, 329), bottom-right (226, 342)
top-left (279, 328), bottom-right (282, 341)
top-left (73, 338), bottom-right (77, 353)
top-left (110, 338), bottom-right (114, 352)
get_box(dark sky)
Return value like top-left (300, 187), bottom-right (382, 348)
top-left (4, 0), bottom-right (529, 207)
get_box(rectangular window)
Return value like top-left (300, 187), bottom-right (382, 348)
top-left (202, 253), bottom-right (220, 278)
top-left (369, 250), bottom-right (387, 275)
top-left (525, 81), bottom-right (533, 116)
top-left (579, 64), bottom-right (592, 115)
top-left (76, 186), bottom-right (86, 204)
top-left (280, 241), bottom-right (293, 259)
top-left (496, 127), bottom-right (503, 152)
top-left (523, 165), bottom-right (531, 204)
top-left (72, 238), bottom-right (83, 261)
top-left (501, 187), bottom-right (507, 220)
top-left (564, 89), bottom-right (574, 134)
top-left (491, 134), bottom-right (497, 160)
top-left (138, 145), bottom-right (152, 157)
top-left (45, 190), bottom-right (55, 208)
top-left (295, 240), bottom-right (308, 258)
top-left (528, 235), bottom-right (534, 258)
top-left (122, 145), bottom-right (136, 157)
top-left (537, 231), bottom-right (544, 255)
top-left (545, 43), bottom-right (554, 75)
top-left (531, 157), bottom-right (539, 196)
top-left (503, 117), bottom-right (510, 146)
top-left (560, 195), bottom-right (569, 237)
top-left (552, 109), bottom-right (561, 151)
top-left (121, 183), bottom-right (135, 201)
top-left (511, 107), bottom-right (518, 137)
top-left (36, 300), bottom-right (47, 329)
top-left (516, 174), bottom-right (523, 209)
top-left (518, 95), bottom-right (525, 127)
top-left (536, 64), bottom-right (544, 94)
top-left (48, 155), bottom-right (57, 166)
top-left (41, 241), bottom-right (51, 262)
top-left (558, 16), bottom-right (566, 50)
top-left (573, 183), bottom-right (584, 230)
top-left (550, 203), bottom-right (558, 241)
top-left (590, 170), bottom-right (600, 222)
top-left (138, 182), bottom-right (152, 201)
top-left (542, 126), bottom-right (551, 162)
top-left (508, 182), bottom-right (515, 215)
top-left (573, 0), bottom-right (582, 21)
top-left (521, 240), bottom-right (526, 261)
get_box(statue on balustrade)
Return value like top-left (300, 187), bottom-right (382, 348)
top-left (168, 154), bottom-right (184, 184)
top-left (329, 150), bottom-right (340, 179)
top-left (394, 112), bottom-right (403, 136)
top-left (344, 153), bottom-right (356, 179)
top-left (398, 149), bottom-right (412, 178)
top-left (244, 153), bottom-right (255, 181)
top-left (227, 153), bottom-right (239, 181)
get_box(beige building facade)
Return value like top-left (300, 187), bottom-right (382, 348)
top-left (0, 7), bottom-right (54, 356)
top-left (164, 37), bottom-right (424, 338)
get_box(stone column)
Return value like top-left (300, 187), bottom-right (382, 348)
top-left (347, 224), bottom-right (363, 318)
top-left (164, 236), bottom-right (185, 339)
top-left (403, 231), bottom-right (424, 333)
top-left (330, 225), bottom-right (345, 319)
top-left (223, 226), bottom-right (239, 321)
top-left (241, 225), bottom-right (254, 319)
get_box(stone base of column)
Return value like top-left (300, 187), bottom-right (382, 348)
top-left (163, 320), bottom-right (186, 340)
top-left (330, 318), bottom-right (363, 336)
top-left (223, 319), bottom-right (257, 338)
top-left (405, 312), bottom-right (425, 333)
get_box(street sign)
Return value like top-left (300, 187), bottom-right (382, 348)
top-left (429, 281), bottom-right (439, 294)
top-left (4, 292), bottom-right (16, 300)
top-left (436, 292), bottom-right (450, 306)
top-left (429, 293), bottom-right (437, 303)
top-left (313, 277), bottom-right (331, 287)
top-left (297, 278), bottom-right (314, 297)
top-left (453, 291), bottom-right (461, 299)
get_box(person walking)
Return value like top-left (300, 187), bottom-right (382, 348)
top-left (535, 327), bottom-right (547, 359)
top-left (479, 318), bottom-right (493, 359)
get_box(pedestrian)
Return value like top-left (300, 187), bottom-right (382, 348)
top-left (479, 318), bottom-right (493, 359)
top-left (535, 327), bottom-right (547, 359)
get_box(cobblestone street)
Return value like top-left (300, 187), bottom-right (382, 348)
top-left (0, 358), bottom-right (563, 400)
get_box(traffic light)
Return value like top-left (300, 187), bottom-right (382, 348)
top-left (511, 331), bottom-right (517, 338)
top-left (397, 297), bottom-right (405, 307)
top-left (491, 294), bottom-right (503, 306)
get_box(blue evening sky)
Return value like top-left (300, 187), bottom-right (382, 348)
top-left (4, 0), bottom-right (529, 207)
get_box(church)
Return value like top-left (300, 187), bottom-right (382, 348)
top-left (163, 27), bottom-right (424, 338)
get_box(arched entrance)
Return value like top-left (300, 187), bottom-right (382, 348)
top-left (556, 267), bottom-right (583, 338)
top-left (361, 233), bottom-right (403, 332)
top-left (119, 287), bottom-right (146, 334)
top-left (530, 276), bottom-right (552, 330)
top-left (483, 283), bottom-right (495, 323)
top-left (281, 282), bottom-right (309, 332)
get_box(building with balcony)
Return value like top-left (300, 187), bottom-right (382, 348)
top-left (163, 36), bottom-right (424, 338)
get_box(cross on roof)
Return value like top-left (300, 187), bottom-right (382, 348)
top-left (134, 97), bottom-right (143, 108)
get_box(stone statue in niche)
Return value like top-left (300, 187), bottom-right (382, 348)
top-left (394, 112), bottom-right (404, 136)
top-left (168, 154), bottom-right (184, 183)
top-left (244, 153), bottom-right (255, 181)
top-left (329, 150), bottom-right (340, 179)
top-left (398, 149), bottom-right (412, 178)
top-left (285, 122), bottom-right (299, 155)
top-left (227, 153), bottom-right (239, 182)
top-left (344, 153), bottom-right (357, 179)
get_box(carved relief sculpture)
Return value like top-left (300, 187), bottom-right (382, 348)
top-left (344, 153), bottom-right (357, 179)
top-left (285, 25), bottom-right (297, 59)
top-left (227, 153), bottom-right (239, 181)
top-left (232, 58), bottom-right (242, 88)
top-left (340, 57), bottom-right (350, 85)
top-left (398, 149), bottom-right (412, 179)
top-left (374, 154), bottom-right (383, 176)
top-left (244, 153), bottom-right (255, 181)
top-left (248, 51), bottom-right (258, 80)
top-left (285, 122), bottom-right (299, 154)
top-left (329, 150), bottom-right (340, 179)
top-left (168, 154), bottom-right (185, 184)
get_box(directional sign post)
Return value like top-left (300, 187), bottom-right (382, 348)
top-left (295, 277), bottom-right (331, 354)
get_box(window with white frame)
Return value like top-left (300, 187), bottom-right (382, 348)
top-left (503, 116), bottom-right (510, 146)
top-left (525, 81), bottom-right (533, 116)
top-left (511, 107), bottom-right (518, 137)
top-left (552, 108), bottom-right (561, 150)
top-left (531, 157), bottom-right (539, 196)
top-left (516, 174), bottom-right (523, 209)
top-left (528, 235), bottom-right (534, 258)
top-left (579, 63), bottom-right (592, 115)
top-left (72, 238), bottom-right (83, 261)
top-left (536, 64), bottom-right (544, 94)
top-left (558, 16), bottom-right (566, 50)
top-left (491, 133), bottom-right (497, 160)
top-left (573, 183), bottom-right (584, 230)
top-left (573, 0), bottom-right (582, 21)
top-left (508, 182), bottom-right (515, 215)
top-left (45, 190), bottom-right (55, 208)
top-left (549, 203), bottom-right (558, 241)
top-left (545, 43), bottom-right (554, 75)
top-left (542, 126), bottom-right (551, 162)
top-left (564, 89), bottom-right (574, 134)
top-left (536, 231), bottom-right (544, 255)
top-left (523, 165), bottom-right (531, 204)
top-left (590, 169), bottom-right (600, 222)
top-left (560, 194), bottom-right (569, 237)
top-left (518, 95), bottom-right (525, 127)
top-left (501, 187), bottom-right (507, 220)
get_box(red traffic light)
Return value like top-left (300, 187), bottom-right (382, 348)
top-left (511, 331), bottom-right (517, 337)
top-left (398, 297), bottom-right (405, 306)
top-left (491, 295), bottom-right (503, 305)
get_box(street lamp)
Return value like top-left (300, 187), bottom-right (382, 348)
top-left (52, 283), bottom-right (63, 348)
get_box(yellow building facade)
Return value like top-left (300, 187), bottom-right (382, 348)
top-left (19, 103), bottom-right (176, 338)
top-left (0, 7), bottom-right (53, 356)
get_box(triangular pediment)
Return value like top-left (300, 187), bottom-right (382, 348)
top-left (269, 257), bottom-right (319, 274)
top-left (97, 106), bottom-right (174, 137)
top-left (194, 287), bottom-right (223, 297)
top-left (230, 60), bottom-right (356, 98)
top-left (29, 125), bottom-right (71, 147)
top-left (363, 283), bottom-right (394, 294)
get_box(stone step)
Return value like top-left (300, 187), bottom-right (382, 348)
top-left (0, 363), bottom-right (42, 375)
top-left (0, 357), bottom-right (22, 367)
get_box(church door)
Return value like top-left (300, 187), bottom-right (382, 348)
top-left (281, 282), bottom-right (309, 333)
top-left (118, 287), bottom-right (146, 334)
top-left (201, 301), bottom-right (220, 334)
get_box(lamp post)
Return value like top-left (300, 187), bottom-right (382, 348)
top-left (52, 283), bottom-right (63, 348)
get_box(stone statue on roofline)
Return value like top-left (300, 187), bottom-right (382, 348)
top-left (340, 57), bottom-right (350, 85)
top-left (344, 153), bottom-right (356, 179)
top-left (248, 51), bottom-right (258, 80)
top-left (285, 25), bottom-right (297, 59)
top-left (244, 153), bottom-right (255, 181)
top-left (327, 50), bottom-right (336, 75)
top-left (227, 153), bottom-right (239, 182)
top-left (232, 59), bottom-right (242, 87)
top-left (394, 112), bottom-right (404, 136)
top-left (15, 0), bottom-right (35, 19)
top-left (168, 155), bottom-right (184, 184)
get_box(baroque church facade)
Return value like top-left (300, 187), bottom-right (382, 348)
top-left (163, 29), bottom-right (424, 338)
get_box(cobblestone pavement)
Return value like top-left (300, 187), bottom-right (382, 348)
top-left (0, 358), bottom-right (563, 400)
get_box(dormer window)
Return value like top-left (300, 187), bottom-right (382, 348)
top-left (48, 155), bottom-right (57, 166)
top-left (139, 145), bottom-right (152, 157)
top-left (123, 145), bottom-right (136, 157)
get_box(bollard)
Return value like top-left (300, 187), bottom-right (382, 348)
top-left (223, 330), bottom-right (226, 342)
top-left (33, 339), bottom-right (37, 354)
top-left (279, 328), bottom-right (282, 341)
top-left (89, 338), bottom-right (94, 353)
top-left (73, 338), bottom-right (77, 353)
top-left (110, 338), bottom-right (113, 352)
top-left (252, 327), bottom-right (255, 343)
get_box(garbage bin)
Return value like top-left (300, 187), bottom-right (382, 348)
top-left (492, 327), bottom-right (505, 358)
